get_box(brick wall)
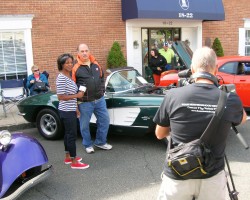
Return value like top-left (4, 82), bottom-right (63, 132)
top-left (203, 0), bottom-right (249, 56)
top-left (1, 0), bottom-right (249, 89)
top-left (0, 0), bottom-right (126, 89)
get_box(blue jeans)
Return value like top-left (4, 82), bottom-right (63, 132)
top-left (78, 96), bottom-right (110, 148)
top-left (165, 64), bottom-right (172, 70)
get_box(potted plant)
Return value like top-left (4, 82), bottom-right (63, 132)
top-left (107, 41), bottom-right (127, 69)
top-left (212, 38), bottom-right (224, 57)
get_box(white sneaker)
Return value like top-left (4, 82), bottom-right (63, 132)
top-left (94, 143), bottom-right (112, 150)
top-left (85, 146), bottom-right (95, 154)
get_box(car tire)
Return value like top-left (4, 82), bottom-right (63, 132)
top-left (36, 108), bottom-right (63, 140)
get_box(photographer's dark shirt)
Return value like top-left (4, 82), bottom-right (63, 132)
top-left (153, 83), bottom-right (244, 180)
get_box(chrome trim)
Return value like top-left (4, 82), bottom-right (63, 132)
top-left (17, 112), bottom-right (26, 116)
top-left (126, 125), bottom-right (148, 128)
top-left (110, 105), bottom-right (160, 108)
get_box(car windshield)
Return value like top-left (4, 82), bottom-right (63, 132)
top-left (105, 69), bottom-right (149, 93)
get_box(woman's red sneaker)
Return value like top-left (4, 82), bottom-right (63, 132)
top-left (64, 156), bottom-right (82, 164)
top-left (71, 162), bottom-right (89, 169)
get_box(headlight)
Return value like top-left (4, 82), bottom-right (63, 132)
top-left (0, 130), bottom-right (12, 146)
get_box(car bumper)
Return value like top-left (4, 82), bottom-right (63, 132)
top-left (1, 165), bottom-right (53, 200)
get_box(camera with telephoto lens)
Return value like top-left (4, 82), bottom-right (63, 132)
top-left (177, 69), bottom-right (193, 87)
top-left (177, 68), bottom-right (236, 93)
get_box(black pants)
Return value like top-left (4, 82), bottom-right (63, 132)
top-left (59, 110), bottom-right (77, 158)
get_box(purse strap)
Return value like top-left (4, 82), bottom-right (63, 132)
top-left (200, 90), bottom-right (228, 144)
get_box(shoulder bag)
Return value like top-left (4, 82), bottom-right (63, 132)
top-left (167, 90), bottom-right (228, 179)
top-left (33, 81), bottom-right (47, 91)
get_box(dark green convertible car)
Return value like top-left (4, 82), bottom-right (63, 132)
top-left (17, 67), bottom-right (167, 140)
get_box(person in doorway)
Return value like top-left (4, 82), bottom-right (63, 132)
top-left (159, 42), bottom-right (175, 70)
top-left (56, 53), bottom-right (89, 169)
top-left (72, 43), bottom-right (112, 154)
top-left (153, 47), bottom-right (247, 200)
top-left (26, 65), bottom-right (49, 96)
top-left (148, 49), bottom-right (167, 86)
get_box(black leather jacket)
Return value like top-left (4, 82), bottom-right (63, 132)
top-left (74, 63), bottom-right (105, 102)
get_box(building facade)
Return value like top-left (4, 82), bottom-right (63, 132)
top-left (0, 0), bottom-right (249, 90)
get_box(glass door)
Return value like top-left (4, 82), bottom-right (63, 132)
top-left (141, 28), bottom-right (181, 81)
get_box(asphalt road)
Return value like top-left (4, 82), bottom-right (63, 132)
top-left (14, 121), bottom-right (250, 200)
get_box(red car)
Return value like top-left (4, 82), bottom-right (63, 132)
top-left (216, 56), bottom-right (250, 110)
top-left (158, 43), bottom-right (250, 110)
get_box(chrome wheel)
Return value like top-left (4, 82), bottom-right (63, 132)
top-left (36, 108), bottom-right (63, 140)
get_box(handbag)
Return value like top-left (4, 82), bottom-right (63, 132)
top-left (167, 90), bottom-right (228, 179)
top-left (33, 81), bottom-right (47, 91)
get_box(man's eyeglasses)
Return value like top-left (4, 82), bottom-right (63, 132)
top-left (33, 69), bottom-right (39, 72)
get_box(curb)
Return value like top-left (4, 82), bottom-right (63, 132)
top-left (1, 123), bottom-right (36, 132)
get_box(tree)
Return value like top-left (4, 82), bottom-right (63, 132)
top-left (212, 38), bottom-right (224, 57)
top-left (107, 41), bottom-right (127, 69)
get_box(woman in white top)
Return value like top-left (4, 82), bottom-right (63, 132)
top-left (56, 53), bottom-right (89, 170)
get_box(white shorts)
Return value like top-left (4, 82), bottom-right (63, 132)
top-left (157, 170), bottom-right (227, 200)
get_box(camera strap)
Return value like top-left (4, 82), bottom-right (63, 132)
top-left (200, 90), bottom-right (228, 144)
top-left (191, 72), bottom-right (219, 87)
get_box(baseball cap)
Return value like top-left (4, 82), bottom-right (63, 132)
top-left (163, 42), bottom-right (169, 46)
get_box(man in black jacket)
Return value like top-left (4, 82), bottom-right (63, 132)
top-left (72, 43), bottom-right (112, 154)
top-left (153, 46), bottom-right (247, 200)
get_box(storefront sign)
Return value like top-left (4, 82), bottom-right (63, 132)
top-left (179, 13), bottom-right (194, 19)
top-left (179, 0), bottom-right (189, 10)
top-left (179, 0), bottom-right (193, 19)
top-left (122, 0), bottom-right (225, 21)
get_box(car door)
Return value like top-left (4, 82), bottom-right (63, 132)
top-left (233, 62), bottom-right (250, 108)
top-left (217, 61), bottom-right (237, 84)
top-left (217, 61), bottom-right (250, 108)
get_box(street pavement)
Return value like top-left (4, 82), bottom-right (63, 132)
top-left (1, 105), bottom-right (250, 200)
top-left (6, 124), bottom-right (250, 200)
top-left (0, 104), bottom-right (35, 131)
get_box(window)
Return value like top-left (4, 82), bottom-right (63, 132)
top-left (245, 30), bottom-right (250, 56)
top-left (241, 62), bottom-right (250, 75)
top-left (218, 62), bottom-right (237, 74)
top-left (106, 69), bottom-right (147, 93)
top-left (0, 31), bottom-right (27, 80)
top-left (0, 15), bottom-right (34, 80)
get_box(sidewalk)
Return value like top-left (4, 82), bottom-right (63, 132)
top-left (0, 104), bottom-right (35, 131)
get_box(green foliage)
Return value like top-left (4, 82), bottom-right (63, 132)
top-left (212, 38), bottom-right (224, 57)
top-left (107, 41), bottom-right (127, 69)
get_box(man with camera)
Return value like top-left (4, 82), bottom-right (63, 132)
top-left (153, 47), bottom-right (247, 200)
